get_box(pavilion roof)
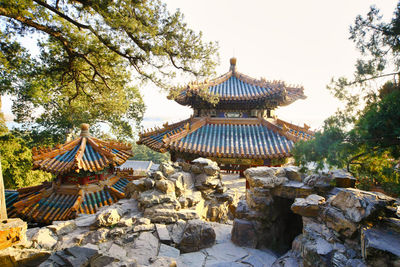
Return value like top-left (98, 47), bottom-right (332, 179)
top-left (171, 58), bottom-right (306, 108)
top-left (138, 117), bottom-right (313, 159)
top-left (32, 124), bottom-right (133, 174)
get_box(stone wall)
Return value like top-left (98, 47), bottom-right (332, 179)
top-left (231, 166), bottom-right (400, 266)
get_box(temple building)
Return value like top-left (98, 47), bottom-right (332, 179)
top-left (138, 58), bottom-right (313, 172)
top-left (5, 124), bottom-right (133, 224)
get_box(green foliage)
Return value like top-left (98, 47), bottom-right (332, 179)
top-left (293, 3), bottom-right (400, 196)
top-left (0, 131), bottom-right (52, 189)
top-left (0, 0), bottom-right (218, 138)
top-left (131, 143), bottom-right (170, 164)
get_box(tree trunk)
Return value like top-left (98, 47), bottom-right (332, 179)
top-left (0, 158), bottom-right (7, 220)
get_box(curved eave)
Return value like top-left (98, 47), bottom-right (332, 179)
top-left (172, 71), bottom-right (306, 108)
top-left (32, 137), bottom-right (133, 174)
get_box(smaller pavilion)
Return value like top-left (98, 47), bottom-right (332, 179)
top-left (5, 124), bottom-right (133, 224)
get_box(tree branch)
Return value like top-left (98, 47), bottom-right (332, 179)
top-left (32, 0), bottom-right (90, 30)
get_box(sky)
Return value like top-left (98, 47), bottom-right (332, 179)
top-left (1, 0), bottom-right (398, 134)
top-left (139, 0), bottom-right (397, 132)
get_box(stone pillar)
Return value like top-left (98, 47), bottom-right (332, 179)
top-left (0, 159), bottom-right (7, 220)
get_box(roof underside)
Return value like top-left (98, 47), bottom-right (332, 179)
top-left (138, 117), bottom-right (313, 159)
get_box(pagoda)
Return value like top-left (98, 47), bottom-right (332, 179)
top-left (5, 124), bottom-right (133, 224)
top-left (138, 58), bottom-right (313, 172)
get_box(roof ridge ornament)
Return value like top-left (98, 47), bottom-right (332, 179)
top-left (80, 123), bottom-right (90, 137)
top-left (230, 57), bottom-right (237, 73)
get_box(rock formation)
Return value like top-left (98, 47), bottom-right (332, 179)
top-left (125, 158), bottom-right (240, 224)
top-left (232, 166), bottom-right (400, 266)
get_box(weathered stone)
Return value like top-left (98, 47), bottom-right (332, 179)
top-left (302, 236), bottom-right (334, 267)
top-left (160, 162), bottom-right (176, 177)
top-left (303, 173), bottom-right (332, 187)
top-left (125, 178), bottom-right (155, 198)
top-left (291, 194), bottom-right (325, 217)
top-left (156, 224), bottom-right (172, 243)
top-left (31, 228), bottom-right (58, 250)
top-left (144, 208), bottom-right (200, 223)
top-left (148, 257), bottom-right (177, 267)
top-left (138, 190), bottom-right (179, 209)
top-left (272, 180), bottom-right (313, 199)
top-left (361, 227), bottom-right (400, 265)
top-left (330, 188), bottom-right (395, 223)
top-left (48, 220), bottom-right (77, 236)
top-left (331, 170), bottom-right (356, 188)
top-left (133, 223), bottom-right (155, 232)
top-left (302, 217), bottom-right (336, 243)
top-left (271, 250), bottom-right (301, 267)
top-left (246, 188), bottom-right (273, 211)
top-left (191, 165), bottom-right (203, 174)
top-left (204, 242), bottom-right (249, 266)
top-left (108, 243), bottom-right (127, 260)
top-left (170, 220), bottom-right (186, 244)
top-left (176, 251), bottom-right (206, 267)
top-left (321, 207), bottom-right (357, 238)
top-left (117, 217), bottom-right (134, 227)
top-left (155, 179), bottom-right (175, 194)
top-left (96, 208), bottom-right (121, 227)
top-left (247, 175), bottom-right (288, 189)
top-left (0, 218), bottom-right (27, 250)
top-left (0, 247), bottom-right (50, 267)
top-left (179, 219), bottom-right (216, 253)
top-left (82, 228), bottom-right (109, 245)
top-left (384, 217), bottom-right (400, 233)
top-left (231, 219), bottom-right (257, 248)
top-left (194, 173), bottom-right (221, 190)
top-left (90, 255), bottom-right (117, 267)
top-left (171, 172), bottom-right (195, 190)
top-left (127, 232), bottom-right (159, 265)
top-left (158, 243), bottom-right (180, 258)
top-left (40, 246), bottom-right (98, 267)
top-left (179, 191), bottom-right (202, 208)
top-left (179, 162), bottom-right (192, 172)
top-left (284, 166), bottom-right (302, 182)
top-left (153, 171), bottom-right (166, 180)
top-left (75, 214), bottom-right (96, 227)
top-left (108, 227), bottom-right (126, 238)
top-left (192, 157), bottom-right (217, 166)
top-left (204, 164), bottom-right (220, 176)
top-left (244, 167), bottom-right (276, 178)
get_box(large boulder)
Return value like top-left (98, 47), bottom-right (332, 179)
top-left (179, 220), bottom-right (216, 253)
top-left (31, 228), bottom-right (58, 250)
top-left (303, 174), bottom-right (332, 188)
top-left (39, 246), bottom-right (99, 267)
top-left (321, 207), bottom-right (358, 238)
top-left (125, 178), bottom-right (155, 198)
top-left (160, 162), bottom-right (176, 177)
top-left (361, 227), bottom-right (400, 266)
top-left (284, 166), bottom-right (302, 182)
top-left (0, 218), bottom-right (27, 250)
top-left (291, 194), bottom-right (325, 217)
top-left (96, 208), bottom-right (121, 227)
top-left (48, 220), bottom-right (77, 236)
top-left (138, 190), bottom-right (180, 209)
top-left (155, 179), bottom-right (175, 194)
top-left (330, 188), bottom-right (396, 223)
top-left (247, 175), bottom-right (288, 189)
top-left (331, 170), bottom-right (356, 188)
top-left (126, 231), bottom-right (159, 265)
top-left (231, 219), bottom-right (257, 248)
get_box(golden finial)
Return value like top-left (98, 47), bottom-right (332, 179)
top-left (80, 123), bottom-right (90, 137)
